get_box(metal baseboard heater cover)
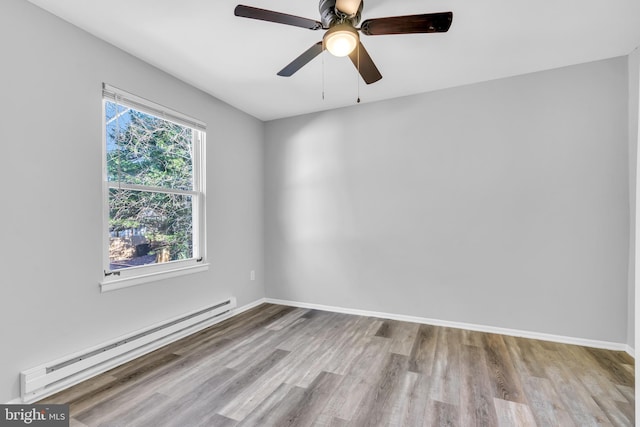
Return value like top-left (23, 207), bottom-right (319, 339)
top-left (20, 297), bottom-right (237, 403)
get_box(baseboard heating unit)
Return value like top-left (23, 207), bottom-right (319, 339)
top-left (20, 297), bottom-right (237, 403)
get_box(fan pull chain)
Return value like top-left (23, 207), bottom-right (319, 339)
top-left (322, 50), bottom-right (325, 100)
top-left (356, 44), bottom-right (361, 104)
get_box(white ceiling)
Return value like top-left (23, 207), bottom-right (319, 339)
top-left (27, 0), bottom-right (640, 121)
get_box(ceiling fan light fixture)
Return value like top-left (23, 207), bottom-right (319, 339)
top-left (335, 0), bottom-right (362, 17)
top-left (323, 24), bottom-right (359, 57)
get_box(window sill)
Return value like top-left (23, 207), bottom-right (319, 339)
top-left (100, 262), bottom-right (210, 292)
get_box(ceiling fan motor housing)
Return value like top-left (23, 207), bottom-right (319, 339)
top-left (319, 0), bottom-right (363, 28)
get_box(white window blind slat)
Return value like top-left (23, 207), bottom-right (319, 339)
top-left (102, 83), bottom-right (206, 131)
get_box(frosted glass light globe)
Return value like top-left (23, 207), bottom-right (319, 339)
top-left (324, 24), bottom-right (359, 57)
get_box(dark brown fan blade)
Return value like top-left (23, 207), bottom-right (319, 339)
top-left (234, 5), bottom-right (322, 30)
top-left (277, 42), bottom-right (324, 77)
top-left (348, 42), bottom-right (382, 84)
top-left (360, 12), bottom-right (452, 36)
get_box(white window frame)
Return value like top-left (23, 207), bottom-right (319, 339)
top-left (100, 84), bottom-right (208, 292)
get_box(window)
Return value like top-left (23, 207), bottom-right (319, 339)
top-left (101, 84), bottom-right (207, 291)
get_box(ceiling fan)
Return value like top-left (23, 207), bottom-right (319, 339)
top-left (234, 0), bottom-right (453, 84)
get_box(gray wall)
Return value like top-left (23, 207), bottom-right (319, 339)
top-left (631, 47), bottom-right (640, 351)
top-left (264, 57), bottom-right (630, 344)
top-left (0, 0), bottom-right (264, 403)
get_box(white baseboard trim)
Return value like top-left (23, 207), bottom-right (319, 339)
top-left (624, 345), bottom-right (635, 359)
top-left (234, 297), bottom-right (268, 315)
top-left (265, 298), bottom-right (632, 355)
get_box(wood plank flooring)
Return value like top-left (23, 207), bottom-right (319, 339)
top-left (40, 303), bottom-right (635, 426)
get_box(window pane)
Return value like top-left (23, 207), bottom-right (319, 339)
top-left (109, 188), bottom-right (193, 270)
top-left (105, 101), bottom-right (194, 191)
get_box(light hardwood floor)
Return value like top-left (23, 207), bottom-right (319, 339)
top-left (40, 303), bottom-right (635, 426)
